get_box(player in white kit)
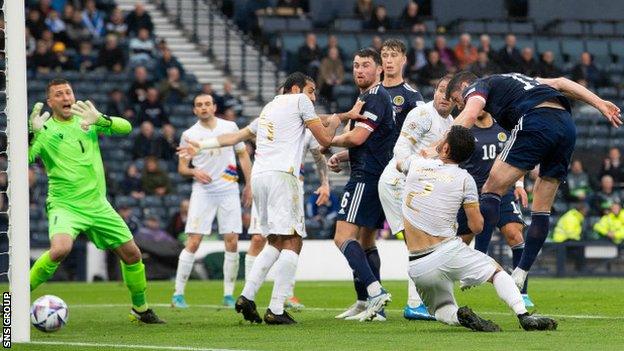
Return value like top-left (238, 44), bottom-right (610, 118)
top-left (171, 94), bottom-right (253, 309)
top-left (245, 128), bottom-right (330, 311)
top-left (398, 125), bottom-right (557, 332)
top-left (377, 74), bottom-right (454, 320)
top-left (178, 72), bottom-right (341, 324)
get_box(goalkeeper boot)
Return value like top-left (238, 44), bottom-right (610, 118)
top-left (130, 308), bottom-right (166, 324)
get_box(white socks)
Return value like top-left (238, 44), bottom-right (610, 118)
top-left (241, 244), bottom-right (280, 301)
top-left (493, 271), bottom-right (528, 315)
top-left (366, 281), bottom-right (382, 297)
top-left (244, 254), bottom-right (256, 282)
top-left (407, 278), bottom-right (423, 307)
top-left (434, 304), bottom-right (459, 326)
top-left (268, 249), bottom-right (299, 315)
top-left (174, 249), bottom-right (195, 296)
top-left (223, 251), bottom-right (240, 296)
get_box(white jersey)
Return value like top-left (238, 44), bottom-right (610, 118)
top-left (181, 119), bottom-right (245, 195)
top-left (402, 157), bottom-right (478, 238)
top-left (247, 94), bottom-right (319, 178)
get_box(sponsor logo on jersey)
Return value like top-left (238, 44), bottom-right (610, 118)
top-left (497, 132), bottom-right (508, 142)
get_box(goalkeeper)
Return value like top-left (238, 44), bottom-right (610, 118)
top-left (28, 79), bottom-right (164, 324)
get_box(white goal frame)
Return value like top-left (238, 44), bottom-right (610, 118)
top-left (6, 0), bottom-right (31, 343)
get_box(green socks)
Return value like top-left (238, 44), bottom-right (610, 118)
top-left (30, 251), bottom-right (60, 291)
top-left (121, 260), bottom-right (148, 312)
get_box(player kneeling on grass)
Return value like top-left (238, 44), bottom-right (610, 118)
top-left (28, 79), bottom-right (164, 324)
top-left (397, 125), bottom-right (556, 332)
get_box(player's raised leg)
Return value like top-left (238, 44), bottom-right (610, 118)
top-left (30, 234), bottom-right (73, 291)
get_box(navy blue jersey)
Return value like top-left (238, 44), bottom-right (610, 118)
top-left (462, 73), bottom-right (571, 131)
top-left (348, 83), bottom-right (396, 181)
top-left (460, 122), bottom-right (509, 191)
top-left (384, 81), bottom-right (424, 131)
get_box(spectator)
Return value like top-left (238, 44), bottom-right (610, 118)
top-left (97, 34), bottom-right (125, 72)
top-left (470, 49), bottom-right (499, 77)
top-left (29, 167), bottom-right (45, 208)
top-left (129, 27), bottom-right (155, 66)
top-left (317, 47), bottom-right (344, 106)
top-left (368, 5), bottom-right (391, 33)
top-left (600, 147), bottom-right (624, 185)
top-left (142, 156), bottom-right (172, 195)
top-left (406, 36), bottom-right (427, 78)
top-left (274, 0), bottom-right (306, 16)
top-left (571, 52), bottom-right (604, 89)
top-left (553, 203), bottom-right (587, 243)
top-left (418, 50), bottom-right (447, 87)
top-left (155, 47), bottom-right (185, 80)
top-left (126, 2), bottom-right (154, 36)
top-left (371, 35), bottom-right (383, 53)
top-left (354, 0), bottom-right (374, 21)
top-left (221, 80), bottom-right (244, 117)
top-left (61, 4), bottom-right (75, 23)
top-left (323, 35), bottom-right (346, 63)
top-left (159, 124), bottom-right (177, 161)
top-left (132, 121), bottom-right (162, 160)
top-left (52, 41), bottom-right (73, 71)
top-left (593, 202), bottom-right (624, 244)
top-left (106, 88), bottom-right (135, 121)
top-left (120, 163), bottom-right (145, 199)
top-left (519, 47), bottom-right (539, 77)
top-left (167, 199), bottom-right (189, 240)
top-left (454, 33), bottom-right (477, 70)
top-left (297, 33), bottom-right (322, 79)
top-left (222, 108), bottom-right (237, 122)
top-left (591, 175), bottom-right (621, 215)
top-left (65, 10), bottom-right (92, 49)
top-left (26, 28), bottom-right (37, 58)
top-left (537, 51), bottom-right (562, 78)
top-left (44, 10), bottom-right (67, 42)
top-left (497, 34), bottom-right (521, 73)
top-left (565, 159), bottom-right (591, 202)
top-left (134, 215), bottom-right (182, 277)
top-left (138, 87), bottom-right (169, 128)
top-left (478, 34), bottom-right (497, 62)
top-left (118, 205), bottom-right (142, 234)
top-left (81, 0), bottom-right (105, 39)
top-left (128, 65), bottom-right (153, 104)
top-left (305, 192), bottom-right (339, 238)
top-left (26, 9), bottom-right (47, 39)
top-left (158, 67), bottom-right (189, 104)
top-left (30, 40), bottom-right (58, 74)
top-left (201, 83), bottom-right (224, 112)
top-left (72, 40), bottom-right (97, 72)
top-left (399, 1), bottom-right (425, 33)
top-left (106, 7), bottom-right (128, 38)
top-left (433, 35), bottom-right (456, 71)
top-left (37, 0), bottom-right (53, 16)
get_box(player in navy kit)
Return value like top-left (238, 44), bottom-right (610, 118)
top-left (455, 111), bottom-right (534, 307)
top-left (447, 71), bottom-right (622, 289)
top-left (330, 48), bottom-right (395, 322)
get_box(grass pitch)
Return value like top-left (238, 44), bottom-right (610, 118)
top-left (12, 278), bottom-right (624, 350)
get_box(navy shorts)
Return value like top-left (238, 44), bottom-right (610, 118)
top-left (456, 191), bottom-right (524, 235)
top-left (499, 108), bottom-right (575, 181)
top-left (337, 180), bottom-right (386, 229)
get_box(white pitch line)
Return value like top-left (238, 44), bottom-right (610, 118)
top-left (70, 303), bottom-right (624, 320)
top-left (29, 341), bottom-right (253, 351)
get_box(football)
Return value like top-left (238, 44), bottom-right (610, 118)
top-left (30, 295), bottom-right (69, 332)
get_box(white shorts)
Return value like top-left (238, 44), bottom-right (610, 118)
top-left (185, 190), bottom-right (242, 235)
top-left (408, 237), bottom-right (497, 314)
top-left (378, 165), bottom-right (406, 235)
top-left (252, 171), bottom-right (306, 238)
top-left (248, 180), bottom-right (305, 235)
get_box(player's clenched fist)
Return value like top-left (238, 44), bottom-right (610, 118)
top-left (29, 102), bottom-right (51, 133)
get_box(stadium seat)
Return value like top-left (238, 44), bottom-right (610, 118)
top-left (143, 206), bottom-right (168, 220)
top-left (163, 194), bottom-right (183, 207)
top-left (591, 22), bottom-right (615, 36)
top-left (116, 195), bottom-right (139, 208)
top-left (281, 34), bottom-right (305, 54)
top-left (485, 21), bottom-right (510, 35)
top-left (142, 196), bottom-right (163, 208)
top-left (558, 21), bottom-right (585, 35)
top-left (334, 18), bottom-right (363, 31)
top-left (586, 39), bottom-right (611, 64)
top-left (509, 22), bottom-right (534, 35)
top-left (560, 39), bottom-right (585, 61)
top-left (287, 18), bottom-right (313, 32)
top-left (337, 34), bottom-right (359, 55)
top-left (609, 41), bottom-right (624, 62)
top-left (459, 20), bottom-right (485, 34)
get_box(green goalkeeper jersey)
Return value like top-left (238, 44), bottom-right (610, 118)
top-left (28, 115), bottom-right (131, 207)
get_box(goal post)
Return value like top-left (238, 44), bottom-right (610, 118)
top-left (5, 0), bottom-right (31, 343)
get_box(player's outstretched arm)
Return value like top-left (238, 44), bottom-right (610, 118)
top-left (329, 125), bottom-right (371, 148)
top-left (452, 97), bottom-right (485, 128)
top-left (71, 100), bottom-right (132, 135)
top-left (537, 77), bottom-right (622, 127)
top-left (178, 128), bottom-right (255, 159)
top-left (308, 115), bottom-right (341, 147)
